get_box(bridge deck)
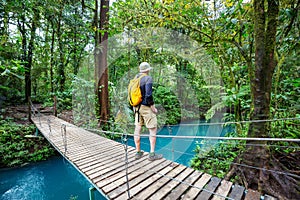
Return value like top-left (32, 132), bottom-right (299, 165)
top-left (31, 115), bottom-right (273, 200)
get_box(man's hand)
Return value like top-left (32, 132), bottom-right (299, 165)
top-left (150, 105), bottom-right (158, 114)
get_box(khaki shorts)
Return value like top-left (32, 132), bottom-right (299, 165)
top-left (134, 105), bottom-right (157, 129)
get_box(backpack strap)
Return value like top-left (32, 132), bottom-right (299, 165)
top-left (137, 73), bottom-right (147, 81)
top-left (134, 104), bottom-right (142, 123)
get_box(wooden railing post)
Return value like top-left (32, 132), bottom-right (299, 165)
top-left (53, 95), bottom-right (57, 117)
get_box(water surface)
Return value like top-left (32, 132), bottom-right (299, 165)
top-left (0, 156), bottom-right (106, 200)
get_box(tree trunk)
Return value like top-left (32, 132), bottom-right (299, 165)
top-left (245, 0), bottom-right (279, 193)
top-left (57, 6), bottom-right (66, 92)
top-left (50, 22), bottom-right (55, 93)
top-left (225, 2), bottom-right (287, 197)
top-left (18, 3), bottom-right (38, 103)
top-left (94, 0), bottom-right (110, 126)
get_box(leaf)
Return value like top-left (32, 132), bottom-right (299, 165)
top-left (1, 69), bottom-right (10, 76)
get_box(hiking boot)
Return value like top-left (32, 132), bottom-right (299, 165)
top-left (135, 151), bottom-right (144, 159)
top-left (148, 152), bottom-right (163, 161)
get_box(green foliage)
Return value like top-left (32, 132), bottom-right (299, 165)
top-left (190, 138), bottom-right (244, 179)
top-left (0, 60), bottom-right (25, 103)
top-left (71, 75), bottom-right (98, 128)
top-left (55, 89), bottom-right (73, 111)
top-left (153, 85), bottom-right (181, 125)
top-left (0, 119), bottom-right (55, 167)
top-left (38, 89), bottom-right (73, 111)
top-left (269, 112), bottom-right (300, 154)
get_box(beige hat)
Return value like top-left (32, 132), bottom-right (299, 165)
top-left (139, 62), bottom-right (152, 73)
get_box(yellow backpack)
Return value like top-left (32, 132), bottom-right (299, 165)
top-left (128, 74), bottom-right (146, 106)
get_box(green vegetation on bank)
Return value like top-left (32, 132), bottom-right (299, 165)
top-left (0, 119), bottom-right (55, 168)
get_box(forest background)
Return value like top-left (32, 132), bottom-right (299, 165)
top-left (0, 0), bottom-right (299, 199)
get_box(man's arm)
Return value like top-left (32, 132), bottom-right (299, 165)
top-left (150, 104), bottom-right (158, 114)
top-left (145, 77), bottom-right (157, 113)
top-left (144, 77), bottom-right (154, 105)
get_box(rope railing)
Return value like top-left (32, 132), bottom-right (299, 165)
top-left (136, 138), bottom-right (300, 179)
top-left (167, 117), bottom-right (300, 126)
top-left (38, 117), bottom-right (300, 181)
top-left (90, 115), bottom-right (300, 126)
top-left (91, 129), bottom-right (300, 142)
top-left (43, 115), bottom-right (300, 177)
top-left (29, 104), bottom-right (300, 199)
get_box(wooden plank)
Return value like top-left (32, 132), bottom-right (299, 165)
top-left (103, 159), bottom-right (170, 194)
top-left (135, 167), bottom-right (202, 200)
top-left (132, 165), bottom-right (187, 199)
top-left (78, 149), bottom-right (134, 170)
top-left (88, 154), bottom-right (137, 180)
top-left (70, 144), bottom-right (123, 162)
top-left (65, 147), bottom-right (109, 160)
top-left (211, 179), bottom-right (233, 200)
top-left (69, 145), bottom-right (121, 161)
top-left (228, 184), bottom-right (245, 200)
top-left (84, 152), bottom-right (135, 176)
top-left (148, 166), bottom-right (194, 200)
top-left (161, 169), bottom-right (201, 200)
top-left (55, 139), bottom-right (108, 150)
top-left (73, 146), bottom-right (128, 165)
top-left (244, 189), bottom-right (261, 200)
top-left (115, 161), bottom-right (181, 200)
top-left (81, 152), bottom-right (129, 173)
top-left (57, 138), bottom-right (103, 147)
top-left (61, 139), bottom-right (106, 148)
top-left (53, 134), bottom-right (113, 147)
top-left (59, 133), bottom-right (100, 142)
top-left (58, 142), bottom-right (106, 155)
top-left (181, 173), bottom-right (212, 200)
top-left (196, 177), bottom-right (221, 200)
top-left (95, 155), bottom-right (151, 188)
top-left (107, 160), bottom-right (172, 199)
top-left (93, 153), bottom-right (149, 184)
top-left (68, 150), bottom-right (102, 162)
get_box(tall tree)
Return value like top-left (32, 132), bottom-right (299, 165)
top-left (248, 0), bottom-right (279, 193)
top-left (94, 0), bottom-right (110, 125)
top-left (17, 1), bottom-right (39, 103)
top-left (225, 0), bottom-right (289, 197)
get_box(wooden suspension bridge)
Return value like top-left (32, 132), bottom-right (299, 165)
top-left (31, 115), bottom-right (276, 200)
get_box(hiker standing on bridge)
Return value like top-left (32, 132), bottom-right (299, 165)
top-left (133, 62), bottom-right (163, 161)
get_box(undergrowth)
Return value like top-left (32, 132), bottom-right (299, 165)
top-left (0, 119), bottom-right (56, 167)
top-left (190, 137), bottom-right (244, 182)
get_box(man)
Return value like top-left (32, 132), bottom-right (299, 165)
top-left (134, 62), bottom-right (163, 161)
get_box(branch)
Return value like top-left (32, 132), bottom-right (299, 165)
top-left (149, 3), bottom-right (212, 42)
top-left (231, 38), bottom-right (251, 63)
top-left (81, 0), bottom-right (96, 12)
top-left (284, 0), bottom-right (300, 37)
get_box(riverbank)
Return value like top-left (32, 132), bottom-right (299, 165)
top-left (0, 105), bottom-right (56, 168)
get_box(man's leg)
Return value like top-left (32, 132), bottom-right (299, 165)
top-left (149, 127), bottom-right (157, 153)
top-left (134, 124), bottom-right (142, 152)
top-left (134, 124), bottom-right (144, 159)
top-left (148, 127), bottom-right (163, 161)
